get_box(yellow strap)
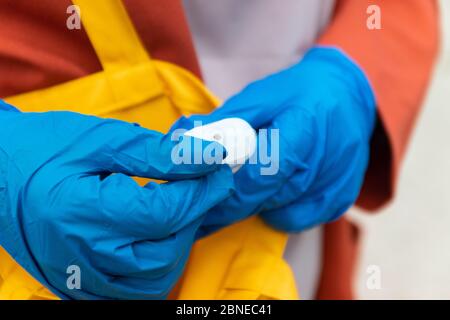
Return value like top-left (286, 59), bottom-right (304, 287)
top-left (72, 0), bottom-right (150, 71)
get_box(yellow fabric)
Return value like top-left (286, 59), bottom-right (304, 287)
top-left (177, 217), bottom-right (297, 300)
top-left (0, 0), bottom-right (297, 300)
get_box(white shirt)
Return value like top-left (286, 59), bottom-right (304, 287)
top-left (183, 0), bottom-right (336, 299)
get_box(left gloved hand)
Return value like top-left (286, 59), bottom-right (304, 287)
top-left (172, 47), bottom-right (376, 235)
top-left (0, 103), bottom-right (233, 299)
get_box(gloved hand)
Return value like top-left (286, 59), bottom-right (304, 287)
top-left (172, 47), bottom-right (376, 235)
top-left (0, 101), bottom-right (233, 299)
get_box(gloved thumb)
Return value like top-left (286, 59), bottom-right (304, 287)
top-left (170, 73), bottom-right (294, 129)
top-left (91, 120), bottom-right (228, 181)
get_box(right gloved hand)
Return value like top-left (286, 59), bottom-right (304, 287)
top-left (0, 100), bottom-right (234, 299)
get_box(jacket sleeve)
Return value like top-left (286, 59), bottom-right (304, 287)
top-left (319, 0), bottom-right (440, 210)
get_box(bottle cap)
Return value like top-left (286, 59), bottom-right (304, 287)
top-left (184, 118), bottom-right (257, 173)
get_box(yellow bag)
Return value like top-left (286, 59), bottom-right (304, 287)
top-left (0, 0), bottom-right (298, 300)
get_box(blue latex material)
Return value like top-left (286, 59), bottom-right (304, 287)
top-left (171, 47), bottom-right (376, 235)
top-left (0, 101), bottom-right (234, 299)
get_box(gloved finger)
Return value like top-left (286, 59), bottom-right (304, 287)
top-left (254, 104), bottom-right (333, 211)
top-left (259, 170), bottom-right (315, 212)
top-left (260, 197), bottom-right (331, 233)
top-left (57, 222), bottom-right (196, 300)
top-left (84, 119), bottom-right (227, 180)
top-left (194, 169), bottom-right (312, 238)
top-left (94, 220), bottom-right (201, 299)
top-left (259, 189), bottom-right (352, 233)
top-left (52, 224), bottom-right (196, 301)
top-left (193, 169), bottom-right (313, 239)
top-left (65, 164), bottom-right (234, 240)
top-left (196, 136), bottom-right (293, 231)
top-left (195, 107), bottom-right (319, 233)
top-left (92, 245), bottom-right (192, 300)
top-left (260, 149), bottom-right (368, 232)
top-left (193, 166), bottom-right (301, 238)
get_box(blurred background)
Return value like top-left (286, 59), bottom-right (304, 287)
top-left (352, 0), bottom-right (450, 299)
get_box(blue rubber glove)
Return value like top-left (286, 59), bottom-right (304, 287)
top-left (0, 100), bottom-right (233, 299)
top-left (172, 47), bottom-right (376, 235)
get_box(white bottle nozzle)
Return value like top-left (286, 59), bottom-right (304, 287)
top-left (184, 118), bottom-right (257, 173)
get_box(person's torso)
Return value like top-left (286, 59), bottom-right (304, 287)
top-left (183, 0), bottom-right (335, 99)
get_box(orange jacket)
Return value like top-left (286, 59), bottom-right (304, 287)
top-left (317, 0), bottom-right (439, 299)
top-left (0, 0), bottom-right (440, 299)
